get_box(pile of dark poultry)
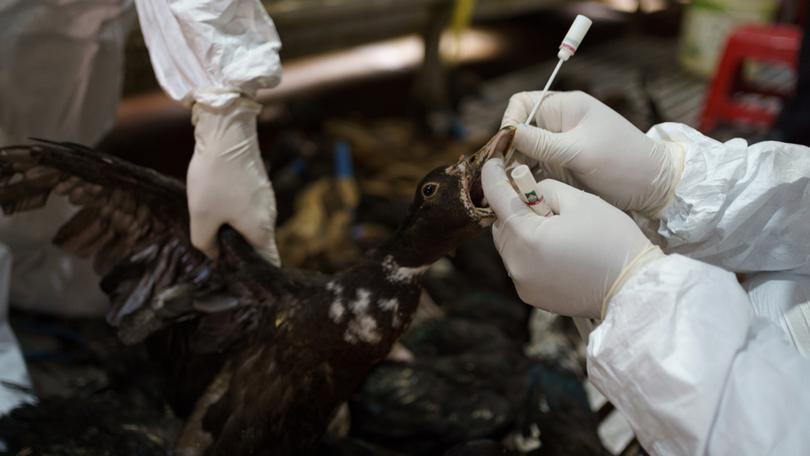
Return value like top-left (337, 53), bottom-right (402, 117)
top-left (0, 117), bottom-right (606, 455)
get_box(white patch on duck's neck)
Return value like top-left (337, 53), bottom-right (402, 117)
top-left (379, 297), bottom-right (401, 328)
top-left (349, 289), bottom-right (371, 314)
top-left (346, 314), bottom-right (381, 345)
top-left (344, 288), bottom-right (381, 344)
top-left (327, 281), bottom-right (346, 323)
top-left (382, 255), bottom-right (428, 284)
top-left (379, 298), bottom-right (398, 312)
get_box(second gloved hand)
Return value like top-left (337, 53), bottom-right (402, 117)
top-left (482, 155), bottom-right (663, 318)
top-left (502, 91), bottom-right (684, 218)
top-left (187, 97), bottom-right (280, 266)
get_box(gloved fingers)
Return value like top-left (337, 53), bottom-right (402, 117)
top-left (189, 210), bottom-right (221, 259)
top-left (237, 220), bottom-right (281, 266)
top-left (254, 243), bottom-right (281, 267)
top-left (503, 91), bottom-right (586, 130)
top-left (513, 124), bottom-right (579, 167)
top-left (502, 91), bottom-right (537, 128)
top-left (501, 91), bottom-right (559, 128)
top-left (231, 208), bottom-right (281, 267)
top-left (528, 91), bottom-right (577, 132)
top-left (536, 162), bottom-right (581, 189)
top-left (482, 156), bottom-right (535, 224)
top-left (534, 179), bottom-right (585, 215)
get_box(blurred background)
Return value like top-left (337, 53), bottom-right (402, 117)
top-left (4, 1), bottom-right (807, 455)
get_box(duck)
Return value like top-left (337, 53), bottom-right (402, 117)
top-left (0, 127), bottom-right (515, 455)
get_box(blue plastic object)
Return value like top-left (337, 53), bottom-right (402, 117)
top-left (333, 140), bottom-right (354, 178)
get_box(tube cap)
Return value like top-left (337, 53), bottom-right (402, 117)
top-left (558, 15), bottom-right (592, 61)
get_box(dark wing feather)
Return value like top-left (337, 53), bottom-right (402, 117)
top-left (0, 140), bottom-right (186, 268)
top-left (0, 141), bottom-right (252, 345)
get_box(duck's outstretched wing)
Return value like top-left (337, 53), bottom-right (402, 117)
top-left (0, 141), bottom-right (255, 344)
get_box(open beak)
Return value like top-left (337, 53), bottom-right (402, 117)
top-left (447, 127), bottom-right (516, 225)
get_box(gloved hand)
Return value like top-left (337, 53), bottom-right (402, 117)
top-left (482, 155), bottom-right (663, 318)
top-left (187, 97), bottom-right (280, 266)
top-left (502, 91), bottom-right (684, 218)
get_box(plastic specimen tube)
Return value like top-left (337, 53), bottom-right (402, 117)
top-left (510, 165), bottom-right (552, 216)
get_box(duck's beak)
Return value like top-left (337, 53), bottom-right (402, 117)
top-left (447, 127), bottom-right (515, 226)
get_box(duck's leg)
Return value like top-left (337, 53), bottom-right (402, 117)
top-left (175, 368), bottom-right (232, 456)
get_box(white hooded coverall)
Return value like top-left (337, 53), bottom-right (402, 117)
top-left (0, 0), bottom-right (281, 414)
top-left (591, 122), bottom-right (810, 454)
top-left (1, 4), bottom-right (807, 452)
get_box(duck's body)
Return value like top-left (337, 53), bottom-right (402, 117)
top-left (159, 246), bottom-right (426, 454)
top-left (0, 129), bottom-right (513, 455)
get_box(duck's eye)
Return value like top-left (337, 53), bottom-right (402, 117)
top-left (421, 183), bottom-right (438, 199)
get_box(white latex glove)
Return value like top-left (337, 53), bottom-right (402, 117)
top-left (502, 91), bottom-right (685, 218)
top-left (187, 97), bottom-right (280, 266)
top-left (482, 155), bottom-right (663, 318)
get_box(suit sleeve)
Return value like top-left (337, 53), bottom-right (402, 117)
top-left (643, 123), bottom-right (810, 274)
top-left (134, 0), bottom-right (282, 108)
top-left (588, 254), bottom-right (810, 455)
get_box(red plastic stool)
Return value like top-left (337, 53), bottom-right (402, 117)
top-left (699, 24), bottom-right (802, 132)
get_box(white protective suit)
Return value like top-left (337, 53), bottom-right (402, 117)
top-left (0, 0), bottom-right (282, 414)
top-left (589, 123), bottom-right (810, 454)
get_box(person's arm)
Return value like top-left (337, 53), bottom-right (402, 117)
top-left (481, 156), bottom-right (810, 454)
top-left (590, 254), bottom-right (810, 454)
top-left (645, 123), bottom-right (810, 273)
top-left (134, 0), bottom-right (282, 264)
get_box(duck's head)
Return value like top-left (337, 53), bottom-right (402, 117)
top-left (384, 127), bottom-right (515, 266)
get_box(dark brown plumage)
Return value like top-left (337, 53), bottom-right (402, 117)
top-left (0, 128), bottom-right (514, 455)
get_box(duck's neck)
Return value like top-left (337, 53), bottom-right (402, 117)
top-left (325, 234), bottom-right (432, 350)
top-left (373, 214), bottom-right (457, 269)
top-left (372, 230), bottom-right (443, 275)
top-left (365, 241), bottom-right (428, 289)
